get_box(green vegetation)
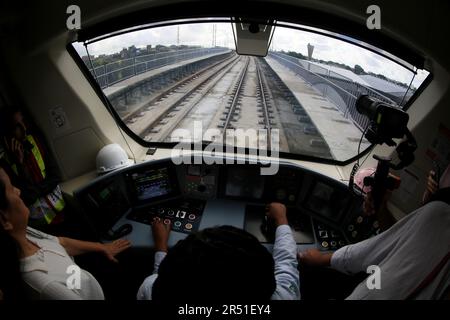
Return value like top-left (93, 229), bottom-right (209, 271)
top-left (354, 64), bottom-right (365, 75)
top-left (83, 44), bottom-right (204, 69)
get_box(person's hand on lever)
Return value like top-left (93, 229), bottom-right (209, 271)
top-left (4, 137), bottom-right (24, 164)
top-left (422, 170), bottom-right (439, 204)
top-left (152, 217), bottom-right (171, 252)
top-left (363, 189), bottom-right (392, 216)
top-left (266, 202), bottom-right (288, 227)
top-left (298, 249), bottom-right (332, 267)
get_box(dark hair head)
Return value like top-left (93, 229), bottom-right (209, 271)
top-left (0, 106), bottom-right (21, 136)
top-left (0, 171), bottom-right (7, 211)
top-left (0, 167), bottom-right (26, 300)
top-left (152, 225), bottom-right (276, 301)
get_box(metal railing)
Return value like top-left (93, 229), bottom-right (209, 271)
top-left (269, 52), bottom-right (398, 131)
top-left (87, 47), bottom-right (230, 89)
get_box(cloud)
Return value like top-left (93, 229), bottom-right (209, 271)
top-left (83, 23), bottom-right (234, 56)
top-left (76, 21), bottom-right (429, 88)
top-left (272, 26), bottom-right (429, 86)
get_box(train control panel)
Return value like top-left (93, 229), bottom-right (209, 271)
top-left (74, 156), bottom-right (375, 250)
top-left (126, 199), bottom-right (205, 234)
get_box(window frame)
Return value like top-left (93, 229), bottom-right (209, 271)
top-left (67, 18), bottom-right (432, 166)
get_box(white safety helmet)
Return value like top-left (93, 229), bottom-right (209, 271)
top-left (96, 143), bottom-right (133, 174)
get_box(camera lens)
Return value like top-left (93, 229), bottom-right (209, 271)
top-left (356, 95), bottom-right (378, 119)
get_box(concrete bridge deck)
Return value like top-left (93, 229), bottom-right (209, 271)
top-left (265, 56), bottom-right (370, 161)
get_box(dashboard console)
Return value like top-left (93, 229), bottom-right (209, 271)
top-left (74, 157), bottom-right (376, 250)
top-left (126, 199), bottom-right (205, 234)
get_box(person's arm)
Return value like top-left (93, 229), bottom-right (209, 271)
top-left (2, 137), bottom-right (39, 204)
top-left (298, 249), bottom-right (333, 267)
top-left (363, 190), bottom-right (396, 231)
top-left (58, 237), bottom-right (131, 262)
top-left (422, 170), bottom-right (439, 204)
top-left (300, 224), bottom-right (398, 275)
top-left (151, 218), bottom-right (171, 272)
top-left (3, 134), bottom-right (59, 203)
top-left (266, 203), bottom-right (300, 300)
top-left (137, 218), bottom-right (170, 300)
top-left (300, 240), bottom-right (379, 275)
top-left (40, 281), bottom-right (105, 300)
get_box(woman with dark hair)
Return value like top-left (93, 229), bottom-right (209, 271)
top-left (0, 167), bottom-right (131, 299)
top-left (0, 177), bottom-right (25, 300)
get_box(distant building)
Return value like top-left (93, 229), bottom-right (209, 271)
top-left (128, 45), bottom-right (137, 56)
top-left (307, 43), bottom-right (314, 61)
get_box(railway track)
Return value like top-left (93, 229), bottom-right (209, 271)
top-left (141, 56), bottom-right (284, 151)
top-left (125, 55), bottom-right (330, 157)
top-left (219, 57), bottom-right (278, 151)
top-left (122, 53), bottom-right (237, 124)
top-left (257, 58), bottom-right (332, 157)
top-left (255, 58), bottom-right (274, 150)
top-left (221, 57), bottom-right (250, 132)
top-left (140, 56), bottom-right (243, 141)
top-left (125, 54), bottom-right (240, 137)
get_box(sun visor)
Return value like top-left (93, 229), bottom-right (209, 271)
top-left (232, 18), bottom-right (275, 57)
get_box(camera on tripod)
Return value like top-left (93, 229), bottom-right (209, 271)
top-left (351, 95), bottom-right (417, 211)
top-left (355, 95), bottom-right (417, 170)
top-left (356, 95), bottom-right (409, 146)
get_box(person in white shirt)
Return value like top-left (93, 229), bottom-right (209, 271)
top-left (299, 165), bottom-right (450, 299)
top-left (137, 202), bottom-right (300, 300)
top-left (0, 167), bottom-right (131, 300)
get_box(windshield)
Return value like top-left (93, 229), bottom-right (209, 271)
top-left (72, 20), bottom-right (429, 162)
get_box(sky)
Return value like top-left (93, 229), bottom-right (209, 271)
top-left (74, 22), bottom-right (429, 89)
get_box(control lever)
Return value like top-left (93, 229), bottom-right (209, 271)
top-left (261, 215), bottom-right (276, 242)
top-left (432, 160), bottom-right (441, 185)
top-left (105, 223), bottom-right (133, 240)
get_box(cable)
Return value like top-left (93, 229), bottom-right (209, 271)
top-left (349, 124), bottom-right (370, 191)
top-left (360, 145), bottom-right (373, 167)
top-left (84, 42), bottom-right (136, 164)
top-left (357, 124), bottom-right (370, 166)
top-left (399, 67), bottom-right (417, 107)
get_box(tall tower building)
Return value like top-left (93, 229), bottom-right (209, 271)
top-left (307, 43), bottom-right (314, 60)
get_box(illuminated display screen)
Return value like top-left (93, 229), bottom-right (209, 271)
top-left (98, 187), bottom-right (111, 200)
top-left (305, 181), bottom-right (350, 223)
top-left (90, 182), bottom-right (117, 208)
top-left (225, 167), bottom-right (264, 199)
top-left (83, 179), bottom-right (129, 232)
top-left (131, 167), bottom-right (173, 201)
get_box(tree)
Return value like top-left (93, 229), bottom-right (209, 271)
top-left (354, 64), bottom-right (366, 75)
top-left (286, 51), bottom-right (306, 60)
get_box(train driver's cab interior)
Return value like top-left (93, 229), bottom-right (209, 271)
top-left (0, 0), bottom-right (449, 302)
